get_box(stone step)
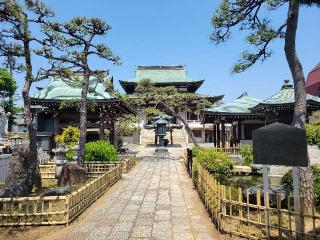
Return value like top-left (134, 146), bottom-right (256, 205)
top-left (140, 128), bottom-right (187, 145)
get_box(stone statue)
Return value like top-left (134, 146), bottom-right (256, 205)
top-left (0, 96), bottom-right (8, 138)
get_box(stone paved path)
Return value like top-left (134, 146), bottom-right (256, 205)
top-left (43, 156), bottom-right (221, 240)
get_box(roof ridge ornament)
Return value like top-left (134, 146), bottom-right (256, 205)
top-left (281, 79), bottom-right (293, 90)
top-left (237, 91), bottom-right (248, 99)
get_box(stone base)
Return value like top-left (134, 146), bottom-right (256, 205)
top-left (154, 147), bottom-right (170, 158)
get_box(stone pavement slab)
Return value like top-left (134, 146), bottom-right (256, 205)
top-left (42, 156), bottom-right (221, 240)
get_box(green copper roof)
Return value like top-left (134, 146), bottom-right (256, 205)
top-left (261, 81), bottom-right (320, 105)
top-left (207, 95), bottom-right (261, 113)
top-left (125, 65), bottom-right (201, 83)
top-left (33, 76), bottom-right (113, 100)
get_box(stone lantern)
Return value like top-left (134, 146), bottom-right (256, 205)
top-left (52, 144), bottom-right (69, 179)
top-left (154, 118), bottom-right (169, 155)
top-left (155, 118), bottom-right (167, 147)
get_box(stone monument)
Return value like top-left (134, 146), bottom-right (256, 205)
top-left (0, 96), bottom-right (8, 138)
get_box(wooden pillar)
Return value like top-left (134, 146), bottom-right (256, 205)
top-left (231, 124), bottom-right (236, 147)
top-left (53, 111), bottom-right (59, 135)
top-left (99, 113), bottom-right (105, 140)
top-left (217, 123), bottom-right (221, 148)
top-left (155, 135), bottom-right (157, 145)
top-left (110, 119), bottom-right (118, 148)
top-left (221, 122), bottom-right (226, 148)
top-left (213, 124), bottom-right (217, 147)
top-left (170, 130), bottom-right (173, 146)
top-left (238, 120), bottom-right (242, 141)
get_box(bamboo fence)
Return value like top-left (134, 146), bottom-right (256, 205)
top-left (39, 156), bottom-right (138, 179)
top-left (192, 160), bottom-right (320, 239)
top-left (0, 164), bottom-right (122, 226)
top-left (216, 147), bottom-right (240, 155)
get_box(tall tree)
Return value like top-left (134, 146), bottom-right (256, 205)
top-left (210, 0), bottom-right (320, 213)
top-left (0, 68), bottom-right (17, 130)
top-left (124, 79), bottom-right (214, 145)
top-left (36, 17), bottom-right (120, 164)
top-left (0, 0), bottom-right (55, 191)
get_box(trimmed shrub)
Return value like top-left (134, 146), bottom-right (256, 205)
top-left (66, 151), bottom-right (76, 162)
top-left (240, 145), bottom-right (253, 166)
top-left (195, 148), bottom-right (234, 174)
top-left (191, 146), bottom-right (204, 158)
top-left (192, 148), bottom-right (234, 184)
top-left (55, 126), bottom-right (80, 161)
top-left (306, 121), bottom-right (320, 146)
top-left (85, 140), bottom-right (118, 162)
top-left (281, 165), bottom-right (320, 209)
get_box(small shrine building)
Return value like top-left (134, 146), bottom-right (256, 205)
top-left (31, 75), bottom-right (134, 151)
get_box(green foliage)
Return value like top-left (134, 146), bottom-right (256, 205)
top-left (191, 146), bottom-right (204, 158)
top-left (59, 99), bottom-right (98, 112)
top-left (59, 100), bottom-right (80, 111)
top-left (210, 1), bottom-right (309, 73)
top-left (0, 68), bottom-right (16, 97)
top-left (306, 121), bottom-right (320, 147)
top-left (281, 165), bottom-right (320, 209)
top-left (66, 150), bottom-right (76, 162)
top-left (116, 114), bottom-right (140, 136)
top-left (0, 68), bottom-right (18, 130)
top-left (55, 126), bottom-right (80, 148)
top-left (194, 148), bottom-right (234, 174)
top-left (240, 145), bottom-right (253, 166)
top-left (134, 79), bottom-right (213, 116)
top-left (85, 140), bottom-right (118, 162)
top-left (141, 107), bottom-right (164, 122)
top-left (192, 147), bottom-right (234, 184)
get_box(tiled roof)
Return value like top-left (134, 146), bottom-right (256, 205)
top-left (123, 65), bottom-right (201, 83)
top-left (32, 76), bottom-right (113, 100)
top-left (261, 81), bottom-right (320, 104)
top-left (206, 95), bottom-right (261, 113)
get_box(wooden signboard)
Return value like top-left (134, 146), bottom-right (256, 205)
top-left (252, 122), bottom-right (309, 167)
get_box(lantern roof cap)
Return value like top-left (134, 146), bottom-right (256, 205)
top-left (154, 118), bottom-right (168, 124)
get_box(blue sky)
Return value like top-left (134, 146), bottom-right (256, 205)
top-left (13, 0), bottom-right (320, 103)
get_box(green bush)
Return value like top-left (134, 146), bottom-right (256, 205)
top-left (194, 148), bottom-right (234, 174)
top-left (306, 121), bottom-right (320, 146)
top-left (191, 146), bottom-right (204, 158)
top-left (192, 148), bottom-right (234, 184)
top-left (281, 165), bottom-right (320, 208)
top-left (240, 145), bottom-right (253, 166)
top-left (55, 126), bottom-right (80, 148)
top-left (85, 140), bottom-right (118, 162)
top-left (55, 126), bottom-right (80, 161)
top-left (66, 150), bottom-right (76, 162)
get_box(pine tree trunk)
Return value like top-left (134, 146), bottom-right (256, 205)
top-left (161, 104), bottom-right (199, 146)
top-left (21, 13), bottom-right (41, 192)
top-left (284, 0), bottom-right (313, 213)
top-left (174, 113), bottom-right (199, 146)
top-left (77, 69), bottom-right (90, 165)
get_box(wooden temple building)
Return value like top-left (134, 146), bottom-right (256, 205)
top-left (31, 76), bottom-right (134, 151)
top-left (120, 65), bottom-right (224, 144)
top-left (201, 80), bottom-right (320, 148)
